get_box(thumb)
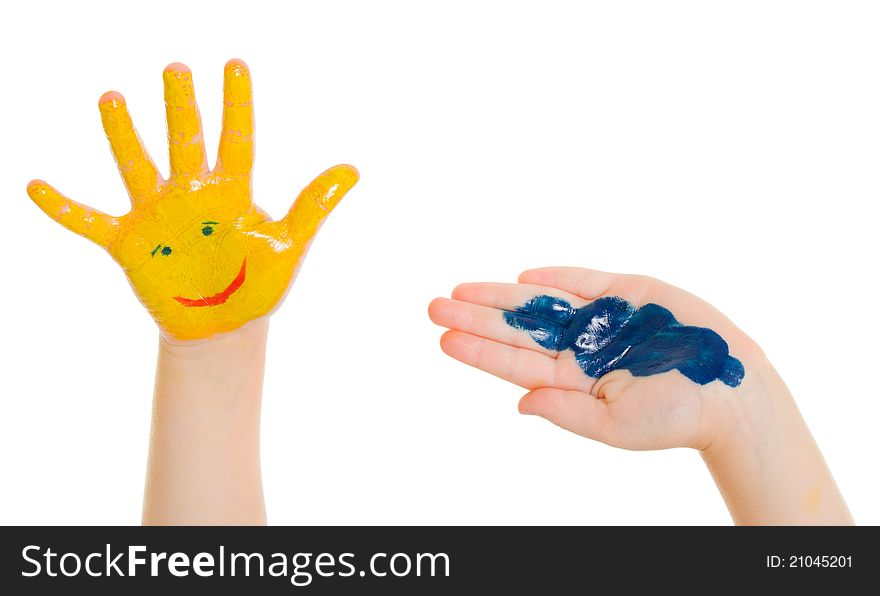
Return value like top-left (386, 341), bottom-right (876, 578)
top-left (519, 388), bottom-right (615, 445)
top-left (281, 164), bottom-right (359, 240)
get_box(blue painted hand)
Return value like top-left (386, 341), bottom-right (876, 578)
top-left (429, 267), bottom-right (761, 450)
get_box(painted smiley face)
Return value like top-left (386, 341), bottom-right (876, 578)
top-left (109, 176), bottom-right (301, 340)
top-left (151, 221), bottom-right (247, 307)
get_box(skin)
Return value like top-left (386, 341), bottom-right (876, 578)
top-left (144, 318), bottom-right (268, 525)
top-left (28, 60), bottom-right (357, 523)
top-left (429, 266), bottom-right (853, 525)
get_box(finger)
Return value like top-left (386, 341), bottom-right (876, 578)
top-left (518, 267), bottom-right (621, 299)
top-left (518, 387), bottom-right (615, 444)
top-left (216, 58), bottom-right (254, 176)
top-left (98, 91), bottom-right (162, 204)
top-left (448, 284), bottom-right (591, 354)
top-left (282, 165), bottom-right (359, 241)
top-left (163, 63), bottom-right (208, 177)
top-left (439, 330), bottom-right (589, 392)
top-left (27, 180), bottom-right (119, 248)
top-left (451, 282), bottom-right (585, 312)
top-left (429, 297), bottom-right (561, 356)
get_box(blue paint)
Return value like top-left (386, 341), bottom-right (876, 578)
top-left (504, 295), bottom-right (744, 387)
top-left (161, 246), bottom-right (172, 256)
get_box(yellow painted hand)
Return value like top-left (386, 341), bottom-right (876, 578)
top-left (28, 60), bottom-right (358, 341)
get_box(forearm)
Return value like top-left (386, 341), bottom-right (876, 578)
top-left (701, 363), bottom-right (852, 525)
top-left (142, 317), bottom-right (269, 525)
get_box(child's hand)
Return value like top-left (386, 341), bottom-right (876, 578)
top-left (430, 266), bottom-right (770, 451)
top-left (27, 60), bottom-right (358, 341)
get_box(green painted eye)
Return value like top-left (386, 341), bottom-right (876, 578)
top-left (201, 221), bottom-right (218, 237)
top-left (151, 244), bottom-right (172, 257)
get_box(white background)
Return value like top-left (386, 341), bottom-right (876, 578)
top-left (1, 1), bottom-right (878, 525)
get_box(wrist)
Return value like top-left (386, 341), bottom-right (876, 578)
top-left (696, 352), bottom-right (852, 524)
top-left (699, 354), bottom-right (790, 459)
top-left (156, 317), bottom-right (270, 407)
top-left (152, 315), bottom-right (269, 427)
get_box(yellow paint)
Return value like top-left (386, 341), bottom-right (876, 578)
top-left (28, 60), bottom-right (358, 341)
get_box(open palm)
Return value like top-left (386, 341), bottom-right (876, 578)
top-left (430, 267), bottom-right (764, 450)
top-left (27, 60), bottom-right (357, 341)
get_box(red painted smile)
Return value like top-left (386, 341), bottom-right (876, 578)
top-left (173, 259), bottom-right (247, 307)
